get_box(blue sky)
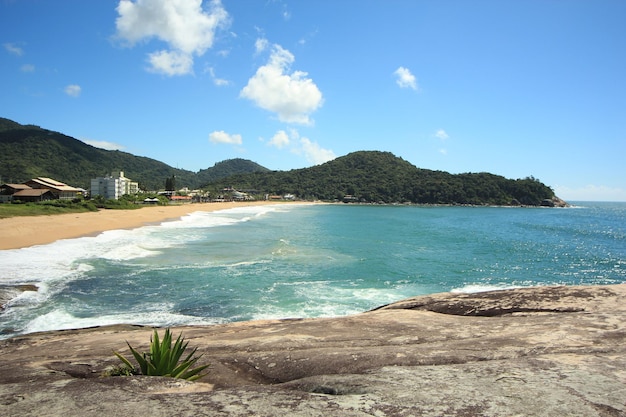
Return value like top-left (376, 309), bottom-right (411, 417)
top-left (1, 0), bottom-right (625, 201)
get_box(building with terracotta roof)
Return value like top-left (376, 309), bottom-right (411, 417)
top-left (12, 188), bottom-right (56, 202)
top-left (0, 178), bottom-right (81, 202)
top-left (24, 177), bottom-right (82, 200)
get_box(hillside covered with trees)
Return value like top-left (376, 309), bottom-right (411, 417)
top-left (1, 117), bottom-right (559, 206)
top-left (0, 118), bottom-right (268, 190)
top-left (206, 151), bottom-right (557, 206)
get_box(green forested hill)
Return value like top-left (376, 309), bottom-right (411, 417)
top-left (1, 118), bottom-right (558, 205)
top-left (197, 158), bottom-right (269, 185)
top-left (207, 151), bottom-right (557, 206)
top-left (0, 118), bottom-right (267, 190)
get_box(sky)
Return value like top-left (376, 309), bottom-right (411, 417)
top-left (1, 0), bottom-right (625, 201)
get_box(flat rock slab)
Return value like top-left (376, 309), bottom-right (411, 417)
top-left (1, 284), bottom-right (625, 416)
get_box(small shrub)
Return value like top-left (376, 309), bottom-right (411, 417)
top-left (113, 328), bottom-right (209, 381)
top-left (104, 364), bottom-right (138, 377)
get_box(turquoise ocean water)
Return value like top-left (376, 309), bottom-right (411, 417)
top-left (1, 202), bottom-right (625, 339)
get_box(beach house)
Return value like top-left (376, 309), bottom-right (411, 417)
top-left (24, 178), bottom-right (82, 200)
top-left (0, 178), bottom-right (82, 202)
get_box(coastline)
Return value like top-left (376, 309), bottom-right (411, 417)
top-left (0, 200), bottom-right (310, 251)
top-left (1, 283), bottom-right (624, 416)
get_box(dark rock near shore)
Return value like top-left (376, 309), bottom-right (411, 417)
top-left (1, 284), bottom-right (624, 416)
top-left (0, 284), bottom-right (37, 310)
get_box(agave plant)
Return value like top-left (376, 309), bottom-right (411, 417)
top-left (114, 328), bottom-right (209, 381)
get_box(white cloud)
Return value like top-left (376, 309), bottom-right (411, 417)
top-left (268, 130), bottom-right (290, 149)
top-left (299, 137), bottom-right (336, 165)
top-left (266, 128), bottom-right (335, 165)
top-left (147, 50), bottom-right (193, 76)
top-left (20, 64), bottom-right (35, 72)
top-left (115, 0), bottom-right (230, 76)
top-left (255, 37), bottom-right (269, 54)
top-left (554, 184), bottom-right (626, 202)
top-left (240, 42), bottom-right (323, 125)
top-left (209, 130), bottom-right (242, 145)
top-left (4, 43), bottom-right (23, 56)
top-left (64, 84), bottom-right (81, 97)
top-left (394, 66), bottom-right (417, 90)
top-left (435, 129), bottom-right (449, 140)
top-left (206, 67), bottom-right (229, 86)
top-left (83, 139), bottom-right (125, 151)
top-left (438, 148), bottom-right (448, 155)
top-left (212, 78), bottom-right (229, 86)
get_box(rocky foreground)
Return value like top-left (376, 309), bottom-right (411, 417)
top-left (1, 284), bottom-right (624, 417)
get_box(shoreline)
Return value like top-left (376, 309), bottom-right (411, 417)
top-left (0, 200), bottom-right (578, 251)
top-left (1, 283), bottom-right (624, 415)
top-left (0, 200), bottom-right (310, 251)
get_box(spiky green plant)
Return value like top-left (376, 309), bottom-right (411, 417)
top-left (113, 328), bottom-right (209, 381)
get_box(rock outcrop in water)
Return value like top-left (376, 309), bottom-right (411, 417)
top-left (0, 284), bottom-right (37, 310)
top-left (0, 284), bottom-right (624, 416)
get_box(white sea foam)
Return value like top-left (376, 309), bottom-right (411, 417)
top-left (3, 283), bottom-right (50, 308)
top-left (0, 240), bottom-right (92, 284)
top-left (160, 211), bottom-right (239, 229)
top-left (22, 307), bottom-right (224, 335)
top-left (450, 284), bottom-right (524, 293)
top-left (0, 205), bottom-right (289, 282)
top-left (251, 302), bottom-right (364, 321)
top-left (254, 280), bottom-right (409, 320)
top-left (225, 260), bottom-right (272, 268)
top-left (165, 204), bottom-right (279, 229)
top-left (0, 204), bottom-right (298, 321)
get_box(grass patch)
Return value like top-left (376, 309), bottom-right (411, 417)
top-left (0, 196), bottom-right (161, 219)
top-left (0, 200), bottom-right (98, 219)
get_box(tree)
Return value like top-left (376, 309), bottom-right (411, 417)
top-left (165, 175), bottom-right (176, 191)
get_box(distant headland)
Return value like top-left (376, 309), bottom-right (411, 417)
top-left (1, 117), bottom-right (565, 206)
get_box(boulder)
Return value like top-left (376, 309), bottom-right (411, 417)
top-left (0, 284), bottom-right (624, 416)
top-left (0, 284), bottom-right (37, 310)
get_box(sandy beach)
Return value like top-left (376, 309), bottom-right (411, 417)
top-left (0, 201), bottom-right (304, 250)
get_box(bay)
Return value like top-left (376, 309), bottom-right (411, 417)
top-left (1, 202), bottom-right (624, 339)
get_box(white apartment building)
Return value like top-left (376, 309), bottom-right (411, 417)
top-left (90, 171), bottom-right (139, 200)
